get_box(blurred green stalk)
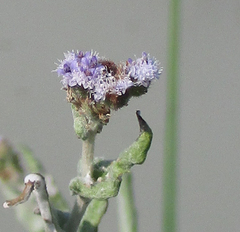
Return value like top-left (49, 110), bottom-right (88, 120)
top-left (162, 0), bottom-right (180, 231)
top-left (117, 173), bottom-right (137, 232)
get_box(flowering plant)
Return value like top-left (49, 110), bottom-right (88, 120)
top-left (1, 51), bottom-right (162, 232)
top-left (56, 51), bottom-right (162, 138)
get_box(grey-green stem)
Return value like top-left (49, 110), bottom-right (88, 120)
top-left (70, 111), bottom-right (153, 200)
top-left (64, 196), bottom-right (90, 232)
top-left (78, 199), bottom-right (108, 232)
top-left (64, 132), bottom-right (96, 232)
top-left (81, 132), bottom-right (96, 179)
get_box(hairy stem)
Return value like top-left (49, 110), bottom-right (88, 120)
top-left (81, 132), bottom-right (96, 178)
top-left (78, 199), bottom-right (108, 232)
top-left (64, 196), bottom-right (90, 232)
top-left (65, 131), bottom-right (96, 231)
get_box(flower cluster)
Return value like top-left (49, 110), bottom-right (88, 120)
top-left (55, 51), bottom-right (162, 103)
top-left (124, 52), bottom-right (162, 88)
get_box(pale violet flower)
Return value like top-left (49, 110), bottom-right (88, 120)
top-left (55, 50), bottom-right (162, 105)
top-left (124, 52), bottom-right (162, 88)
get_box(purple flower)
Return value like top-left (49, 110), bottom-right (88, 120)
top-left (56, 52), bottom-right (78, 76)
top-left (56, 51), bottom-right (103, 88)
top-left (55, 51), bottom-right (162, 103)
top-left (113, 77), bottom-right (133, 95)
top-left (124, 52), bottom-right (162, 87)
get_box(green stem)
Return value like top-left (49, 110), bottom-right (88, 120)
top-left (69, 111), bottom-right (153, 200)
top-left (78, 199), bottom-right (108, 232)
top-left (81, 132), bottom-right (96, 178)
top-left (64, 196), bottom-right (90, 232)
top-left (66, 132), bottom-right (96, 231)
top-left (162, 0), bottom-right (180, 231)
top-left (117, 172), bottom-right (137, 232)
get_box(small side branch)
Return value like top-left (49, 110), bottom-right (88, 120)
top-left (3, 173), bottom-right (63, 232)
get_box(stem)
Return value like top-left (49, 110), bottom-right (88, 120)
top-left (20, 145), bottom-right (69, 211)
top-left (34, 190), bottom-right (56, 232)
top-left (78, 199), bottom-right (108, 232)
top-left (65, 132), bottom-right (96, 231)
top-left (69, 111), bottom-right (153, 199)
top-left (162, 0), bottom-right (180, 231)
top-left (117, 173), bottom-right (137, 232)
top-left (64, 196), bottom-right (90, 232)
top-left (81, 132), bottom-right (96, 178)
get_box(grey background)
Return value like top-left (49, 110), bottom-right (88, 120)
top-left (0, 0), bottom-right (240, 231)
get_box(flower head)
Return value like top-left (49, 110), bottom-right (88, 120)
top-left (56, 51), bottom-right (105, 90)
top-left (55, 50), bottom-right (162, 136)
top-left (55, 50), bottom-right (162, 104)
top-left (123, 52), bottom-right (163, 88)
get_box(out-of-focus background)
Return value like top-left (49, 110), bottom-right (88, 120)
top-left (0, 1), bottom-right (240, 231)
